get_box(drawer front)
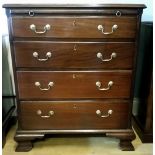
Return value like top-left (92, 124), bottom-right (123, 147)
top-left (17, 71), bottom-right (132, 99)
top-left (19, 100), bottom-right (129, 130)
top-left (14, 42), bottom-right (134, 69)
top-left (12, 17), bottom-right (137, 38)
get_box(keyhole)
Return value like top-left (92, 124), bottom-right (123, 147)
top-left (73, 74), bottom-right (76, 79)
top-left (73, 104), bottom-right (77, 109)
top-left (73, 44), bottom-right (77, 51)
top-left (73, 20), bottom-right (76, 27)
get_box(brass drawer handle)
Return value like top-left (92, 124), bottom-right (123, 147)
top-left (97, 24), bottom-right (118, 35)
top-left (30, 24), bottom-right (51, 34)
top-left (96, 109), bottom-right (113, 118)
top-left (97, 52), bottom-right (117, 62)
top-left (35, 81), bottom-right (54, 91)
top-left (33, 52), bottom-right (52, 61)
top-left (96, 81), bottom-right (113, 91)
top-left (37, 110), bottom-right (54, 118)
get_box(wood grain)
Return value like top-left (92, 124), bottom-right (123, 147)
top-left (12, 17), bottom-right (137, 38)
top-left (17, 71), bottom-right (132, 99)
top-left (14, 41), bottom-right (134, 69)
top-left (3, 4), bottom-right (145, 152)
top-left (19, 100), bottom-right (129, 129)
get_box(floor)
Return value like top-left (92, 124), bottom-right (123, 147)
top-left (3, 125), bottom-right (153, 155)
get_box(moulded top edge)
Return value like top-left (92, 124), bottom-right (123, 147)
top-left (2, 3), bottom-right (146, 9)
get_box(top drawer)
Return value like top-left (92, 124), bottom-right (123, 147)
top-left (11, 16), bottom-right (137, 38)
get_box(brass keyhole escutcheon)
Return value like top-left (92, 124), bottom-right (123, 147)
top-left (73, 104), bottom-right (77, 109)
top-left (73, 20), bottom-right (76, 27)
top-left (73, 44), bottom-right (77, 52)
top-left (73, 74), bottom-right (76, 79)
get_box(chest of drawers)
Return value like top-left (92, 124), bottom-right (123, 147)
top-left (3, 4), bottom-right (145, 152)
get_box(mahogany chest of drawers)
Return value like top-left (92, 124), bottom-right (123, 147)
top-left (3, 4), bottom-right (145, 152)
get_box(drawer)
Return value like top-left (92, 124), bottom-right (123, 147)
top-left (19, 100), bottom-right (129, 130)
top-left (14, 42), bottom-right (134, 69)
top-left (17, 71), bottom-right (132, 99)
top-left (12, 17), bottom-right (137, 38)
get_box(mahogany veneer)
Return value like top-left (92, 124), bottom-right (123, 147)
top-left (17, 71), bottom-right (132, 99)
top-left (20, 100), bottom-right (129, 130)
top-left (3, 3), bottom-right (146, 152)
top-left (14, 42), bottom-right (134, 69)
top-left (12, 17), bottom-right (137, 38)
